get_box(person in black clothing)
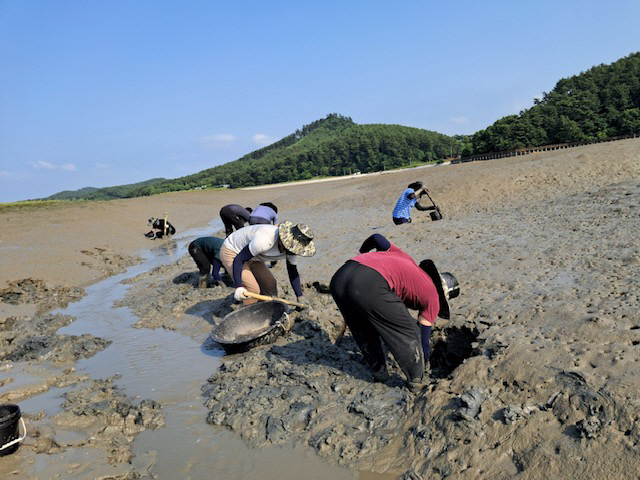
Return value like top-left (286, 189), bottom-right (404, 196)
top-left (188, 236), bottom-right (225, 288)
top-left (219, 204), bottom-right (252, 236)
top-left (145, 217), bottom-right (176, 239)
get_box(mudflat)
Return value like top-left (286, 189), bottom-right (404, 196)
top-left (1, 138), bottom-right (639, 478)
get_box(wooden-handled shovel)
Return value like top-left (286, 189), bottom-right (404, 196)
top-left (244, 291), bottom-right (305, 309)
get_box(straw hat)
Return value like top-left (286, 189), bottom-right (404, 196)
top-left (278, 221), bottom-right (316, 257)
top-left (419, 259), bottom-right (460, 319)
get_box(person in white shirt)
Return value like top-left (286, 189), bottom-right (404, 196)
top-left (220, 221), bottom-right (316, 305)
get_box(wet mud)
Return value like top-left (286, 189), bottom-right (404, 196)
top-left (114, 177), bottom-right (640, 478)
top-left (199, 181), bottom-right (639, 478)
top-left (0, 279), bottom-right (165, 478)
top-left (1, 139), bottom-right (639, 478)
top-left (0, 279), bottom-right (84, 314)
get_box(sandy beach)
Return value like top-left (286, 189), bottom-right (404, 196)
top-left (1, 137), bottom-right (639, 478)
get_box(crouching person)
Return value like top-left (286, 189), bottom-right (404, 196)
top-left (220, 221), bottom-right (316, 305)
top-left (329, 234), bottom-right (459, 393)
top-left (188, 236), bottom-right (225, 288)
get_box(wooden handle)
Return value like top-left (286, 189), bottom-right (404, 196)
top-left (244, 291), bottom-right (304, 308)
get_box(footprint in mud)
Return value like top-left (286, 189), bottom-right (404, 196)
top-left (80, 247), bottom-right (142, 276)
top-left (0, 279), bottom-right (84, 309)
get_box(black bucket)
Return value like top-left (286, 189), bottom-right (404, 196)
top-left (430, 207), bottom-right (443, 221)
top-left (0, 404), bottom-right (23, 456)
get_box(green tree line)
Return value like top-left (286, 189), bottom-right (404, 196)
top-left (47, 178), bottom-right (167, 201)
top-left (468, 52), bottom-right (640, 155)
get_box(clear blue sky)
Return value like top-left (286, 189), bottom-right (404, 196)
top-left (1, 1), bottom-right (639, 202)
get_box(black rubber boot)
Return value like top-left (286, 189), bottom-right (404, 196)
top-left (372, 366), bottom-right (390, 382)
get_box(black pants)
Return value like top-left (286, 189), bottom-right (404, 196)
top-left (330, 261), bottom-right (424, 382)
top-left (220, 208), bottom-right (247, 236)
top-left (188, 242), bottom-right (213, 276)
top-left (248, 217), bottom-right (271, 225)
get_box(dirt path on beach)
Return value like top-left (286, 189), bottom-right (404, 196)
top-left (1, 137), bottom-right (639, 478)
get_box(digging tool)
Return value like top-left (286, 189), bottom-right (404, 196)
top-left (244, 291), bottom-right (305, 308)
top-left (163, 212), bottom-right (169, 236)
top-left (421, 189), bottom-right (443, 221)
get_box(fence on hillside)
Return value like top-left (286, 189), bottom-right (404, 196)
top-left (450, 132), bottom-right (639, 164)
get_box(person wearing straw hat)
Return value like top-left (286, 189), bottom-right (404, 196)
top-left (329, 233), bottom-right (459, 392)
top-left (220, 221), bottom-right (316, 306)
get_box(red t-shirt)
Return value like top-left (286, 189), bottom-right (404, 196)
top-left (353, 244), bottom-right (440, 323)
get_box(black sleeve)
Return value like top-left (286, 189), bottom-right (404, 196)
top-left (359, 234), bottom-right (391, 253)
top-left (286, 260), bottom-right (303, 297)
top-left (232, 245), bottom-right (254, 287)
top-left (415, 201), bottom-right (436, 211)
top-left (211, 258), bottom-right (222, 282)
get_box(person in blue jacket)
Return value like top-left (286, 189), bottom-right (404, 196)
top-left (392, 181), bottom-right (435, 225)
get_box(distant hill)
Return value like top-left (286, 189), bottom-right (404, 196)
top-left (47, 186), bottom-right (101, 200)
top-left (53, 114), bottom-right (459, 200)
top-left (47, 52), bottom-right (640, 201)
top-left (468, 52), bottom-right (640, 154)
top-left (47, 178), bottom-right (167, 200)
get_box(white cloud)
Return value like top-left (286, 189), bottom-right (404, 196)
top-left (33, 160), bottom-right (55, 169)
top-left (252, 134), bottom-right (276, 146)
top-left (449, 116), bottom-right (469, 125)
top-left (31, 160), bottom-right (77, 171)
top-left (199, 133), bottom-right (237, 148)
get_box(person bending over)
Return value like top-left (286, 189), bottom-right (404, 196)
top-left (219, 204), bottom-right (252, 236)
top-left (330, 233), bottom-right (459, 392)
top-left (249, 202), bottom-right (278, 225)
top-left (188, 236), bottom-right (225, 288)
top-left (145, 217), bottom-right (176, 239)
top-left (220, 221), bottom-right (316, 306)
top-left (392, 181), bottom-right (435, 225)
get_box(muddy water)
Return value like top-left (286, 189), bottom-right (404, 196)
top-left (48, 224), bottom-right (381, 479)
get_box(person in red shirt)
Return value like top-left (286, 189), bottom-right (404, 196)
top-left (330, 234), bottom-right (459, 392)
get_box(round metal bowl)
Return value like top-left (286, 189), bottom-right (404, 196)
top-left (211, 301), bottom-right (289, 353)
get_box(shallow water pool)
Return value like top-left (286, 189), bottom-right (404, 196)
top-left (52, 222), bottom-right (376, 479)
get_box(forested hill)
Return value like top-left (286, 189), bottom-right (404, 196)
top-left (468, 52), bottom-right (640, 154)
top-left (46, 52), bottom-right (639, 201)
top-left (48, 178), bottom-right (166, 200)
top-left (59, 114), bottom-right (458, 200)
